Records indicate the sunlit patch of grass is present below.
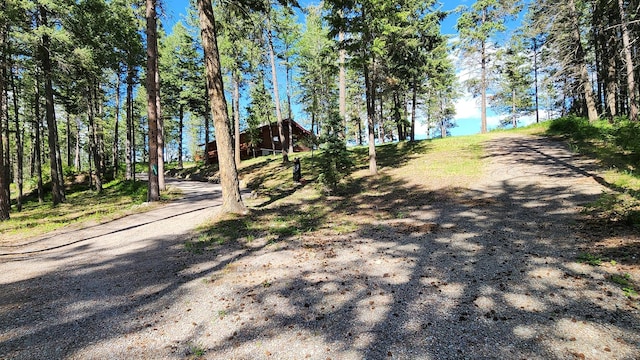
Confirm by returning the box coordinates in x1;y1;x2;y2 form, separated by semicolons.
608;273;638;297
577;252;604;266
383;135;487;189
1;179;166;242
190;126;554;248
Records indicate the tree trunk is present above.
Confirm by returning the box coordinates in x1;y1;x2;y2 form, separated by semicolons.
113;73;121;179
197;0;246;214
605;46;618;118
87;82;102;192
39;6;65;204
481;38;488;133
0;27;8;220
233;74;241;167
411;79;417;141
285;62;294;155
393;90;404;141
339;30;347;138
155;56;165;190
66;111;72;168
74;117;80;170
146;0;160;201
178;103;184;169
11;63;23;212
533;37;540;123
1;56;10;215
34;70;44;203
379;90;386;143
204;82;211;164
512;88;517;128
569;0;598;122
266;16;288;163
618;0;638;121
363;49;377;174
126;66;134;180
94;85;106;178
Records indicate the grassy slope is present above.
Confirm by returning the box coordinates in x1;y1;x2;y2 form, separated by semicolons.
188;123;550;252
6;118;638;249
1;178;179;242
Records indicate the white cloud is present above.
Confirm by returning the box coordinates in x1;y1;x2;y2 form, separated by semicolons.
454;96;481;120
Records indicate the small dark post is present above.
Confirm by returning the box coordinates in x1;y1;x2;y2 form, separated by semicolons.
293;157;301;183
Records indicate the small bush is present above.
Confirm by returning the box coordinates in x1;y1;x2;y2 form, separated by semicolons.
316;111;353;191
577;252;603;266
614;120;640;155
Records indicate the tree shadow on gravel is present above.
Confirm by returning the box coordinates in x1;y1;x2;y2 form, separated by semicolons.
1;136;639;359
191;136;640;359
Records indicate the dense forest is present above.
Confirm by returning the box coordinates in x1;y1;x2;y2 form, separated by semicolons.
0;0;638;220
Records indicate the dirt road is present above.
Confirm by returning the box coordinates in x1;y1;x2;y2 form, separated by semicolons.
0;179;225;358
1;135;639;359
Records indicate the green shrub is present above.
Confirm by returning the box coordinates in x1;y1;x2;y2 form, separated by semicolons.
316;111;353;191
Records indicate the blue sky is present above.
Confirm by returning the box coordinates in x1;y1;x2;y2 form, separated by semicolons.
161;0;530;138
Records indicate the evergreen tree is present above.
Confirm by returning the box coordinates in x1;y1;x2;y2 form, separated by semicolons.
456;0;522;133
317;110;352;191
492;34;533;128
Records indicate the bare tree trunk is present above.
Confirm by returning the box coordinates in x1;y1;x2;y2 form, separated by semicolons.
481;38;488;133
0;26;8;220
146;0;160;201
197;0;246;214
512;88;517;128
233;75;241;167
379;90;385;143
618;0;638;121
266;16;288;163
533;37;540;123
569;0;598;122
39;6;65;204
204;82;211;164
411;79;417;141
66;111;72;168
363;50;377;174
178;103;184;169
87;82;102;192
113;73;121;179
285;63;294;155
74;117;80;170
2;66;9;208
11;63;23;212
155;57;165;190
125;66;134;180
34;70;44;203
339;29;347;137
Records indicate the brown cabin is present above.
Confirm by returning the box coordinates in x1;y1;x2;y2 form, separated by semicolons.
205;119;313;163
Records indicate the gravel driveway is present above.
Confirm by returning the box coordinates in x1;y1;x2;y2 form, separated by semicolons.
1;135;639;359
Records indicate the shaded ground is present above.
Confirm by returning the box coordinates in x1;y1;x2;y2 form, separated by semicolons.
1;135;639;359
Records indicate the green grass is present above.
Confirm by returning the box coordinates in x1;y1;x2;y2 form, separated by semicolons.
190;129;507;250
608;273;638;297
577;252;604;266
548;116;640;226
1;176;177;241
